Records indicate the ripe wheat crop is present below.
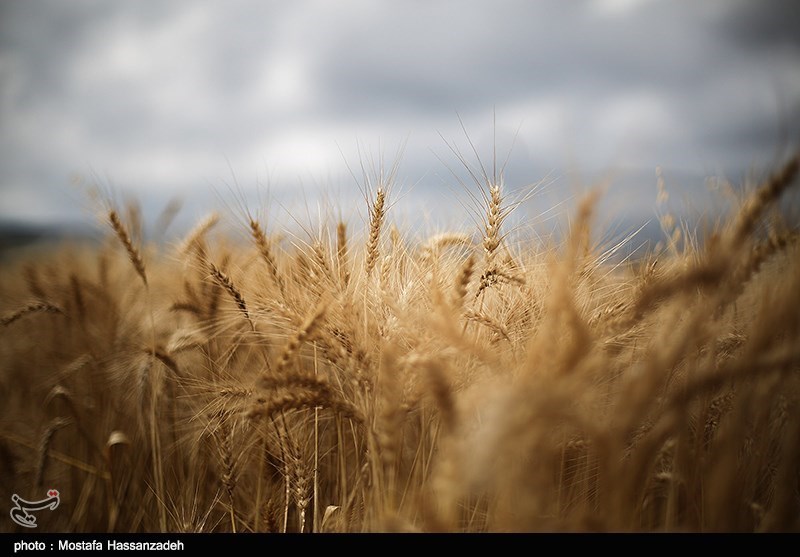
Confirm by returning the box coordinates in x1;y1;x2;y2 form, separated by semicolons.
1;152;799;533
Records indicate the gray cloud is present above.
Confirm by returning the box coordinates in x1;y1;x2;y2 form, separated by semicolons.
0;0;798;233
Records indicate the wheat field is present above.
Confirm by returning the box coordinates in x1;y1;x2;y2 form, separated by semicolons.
1;153;799;533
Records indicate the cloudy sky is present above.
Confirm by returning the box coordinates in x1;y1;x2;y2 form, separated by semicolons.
1;0;798;237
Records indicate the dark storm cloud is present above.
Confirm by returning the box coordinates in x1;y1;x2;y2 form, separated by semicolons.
714;0;800;51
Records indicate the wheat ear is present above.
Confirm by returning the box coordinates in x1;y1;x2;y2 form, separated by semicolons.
179;212;219;258
207;261;253;329
729;152;799;247
109;210;147;286
483;183;503;261
273;297;329;374
249;218;285;297
365;188;386;276
337;221;350;286
452;254;475;307
2;301;64;326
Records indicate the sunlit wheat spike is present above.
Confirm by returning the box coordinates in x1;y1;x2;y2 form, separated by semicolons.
463;309;511;342
249;217;285;297
365;188;386;277
483;182;503;260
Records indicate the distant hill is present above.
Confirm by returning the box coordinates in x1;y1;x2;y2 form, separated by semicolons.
0;220;98;261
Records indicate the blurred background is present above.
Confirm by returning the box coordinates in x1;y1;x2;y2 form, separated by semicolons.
1;0;798;251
